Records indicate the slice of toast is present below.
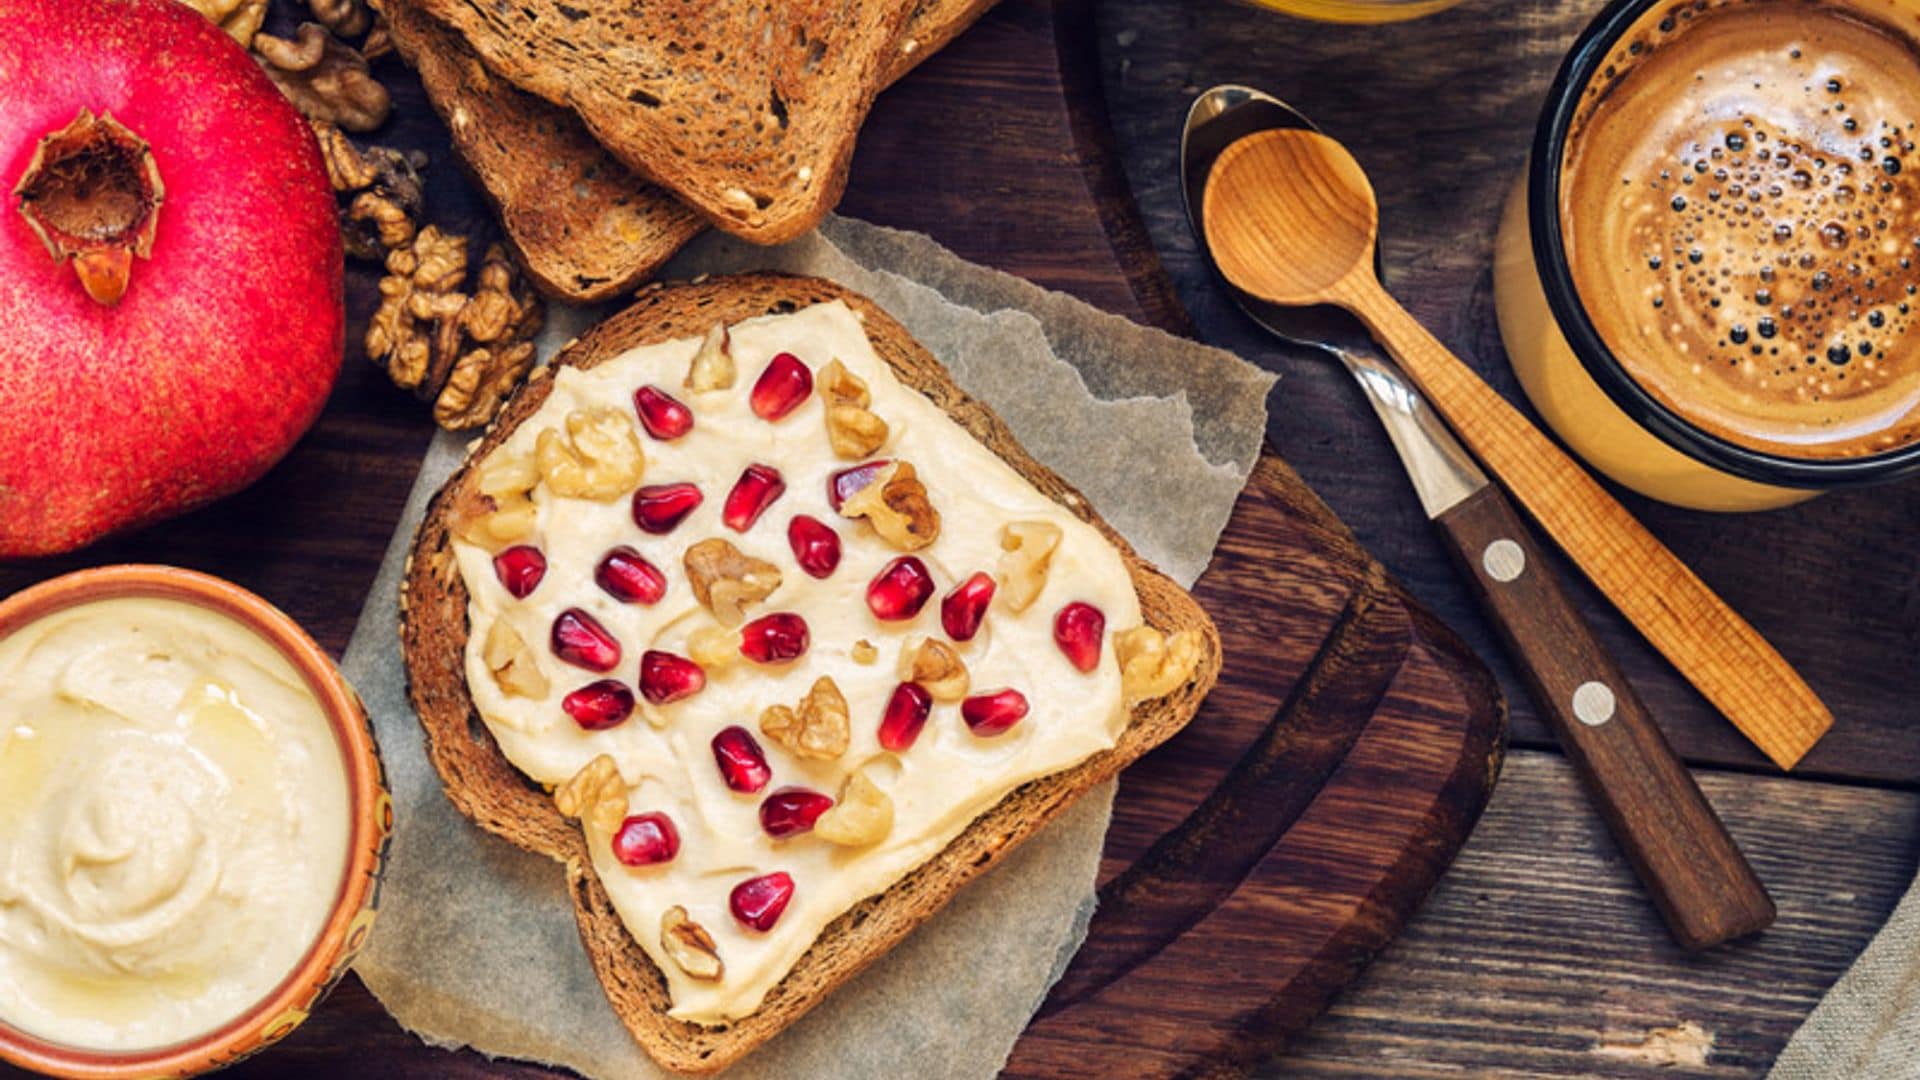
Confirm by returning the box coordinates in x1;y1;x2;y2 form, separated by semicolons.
400;274;1221;1073
384;0;997;301
409;0;915;244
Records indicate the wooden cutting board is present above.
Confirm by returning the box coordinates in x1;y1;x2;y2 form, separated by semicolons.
0;1;1503;1076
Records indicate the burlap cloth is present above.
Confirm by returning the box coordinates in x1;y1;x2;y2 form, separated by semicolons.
1770;877;1920;1078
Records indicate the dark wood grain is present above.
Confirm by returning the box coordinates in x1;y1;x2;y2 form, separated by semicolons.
1095;0;1920;787
1435;485;1774;951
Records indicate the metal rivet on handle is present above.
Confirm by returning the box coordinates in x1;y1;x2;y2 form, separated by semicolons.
1482;538;1526;583
1573;682;1617;727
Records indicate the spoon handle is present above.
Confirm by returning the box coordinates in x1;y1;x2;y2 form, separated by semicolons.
1336;277;1832;770
1433;484;1775;948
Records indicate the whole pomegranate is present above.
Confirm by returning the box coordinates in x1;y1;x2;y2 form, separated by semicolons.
0;0;344;556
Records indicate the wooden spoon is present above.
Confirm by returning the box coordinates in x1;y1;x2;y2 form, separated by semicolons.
1202;126;1832;772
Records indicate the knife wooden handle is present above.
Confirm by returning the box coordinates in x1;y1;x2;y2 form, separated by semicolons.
1434;484;1775;949
1340;280;1832;770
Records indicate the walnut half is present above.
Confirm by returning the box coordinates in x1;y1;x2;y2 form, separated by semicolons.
684;539;781;626
760;676;850;760
661;907;724;982
254;23;390;132
553;755;626;834
536;408;645;500
1114;626;1205;703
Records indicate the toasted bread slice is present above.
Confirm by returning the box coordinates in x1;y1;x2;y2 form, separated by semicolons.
400;274;1221;1073
410;0;915;244
384;0;997;301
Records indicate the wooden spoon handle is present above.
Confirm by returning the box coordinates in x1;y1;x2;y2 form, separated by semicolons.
1434;484;1775;947
1338;279;1832;770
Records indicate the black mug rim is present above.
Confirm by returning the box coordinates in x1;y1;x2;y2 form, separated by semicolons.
1527;0;1920;489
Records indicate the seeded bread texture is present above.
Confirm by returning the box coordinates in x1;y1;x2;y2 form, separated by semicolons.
383;0;997;301
409;0;918;244
399;274;1221;1074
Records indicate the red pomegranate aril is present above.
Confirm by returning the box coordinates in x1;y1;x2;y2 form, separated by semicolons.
942;572;996;641
1053;602;1107;673
632;482;703;534
730;871;795;932
963;688;1030;736
632;384;693;440
759;787;834;838
595;546;667;604
787;515;841;578
492;545;547;599
867;557;935;622
739;612;809;664
551;608;621;672
878;682;933;752
611;812;680;866
723;464;786;532
750;352;813;420
639;650;706;704
712;726;772;793
827;459;891;512
562;679;635;730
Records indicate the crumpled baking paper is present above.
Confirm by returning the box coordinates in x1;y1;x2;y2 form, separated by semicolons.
346;215;1274;1078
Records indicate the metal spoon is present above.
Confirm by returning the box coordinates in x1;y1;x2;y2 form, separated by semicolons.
1182;85;1773;950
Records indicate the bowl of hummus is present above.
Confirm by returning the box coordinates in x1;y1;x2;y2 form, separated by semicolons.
0;565;390;1078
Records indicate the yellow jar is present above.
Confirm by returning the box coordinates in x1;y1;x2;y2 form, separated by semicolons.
1492;0;1920;511
1234;0;1465;23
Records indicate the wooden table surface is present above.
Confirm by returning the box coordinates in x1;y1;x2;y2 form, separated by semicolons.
1;0;1914;1077
1091;0;1920;1075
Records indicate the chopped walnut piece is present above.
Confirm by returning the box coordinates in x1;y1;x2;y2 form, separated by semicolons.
819;360;889;458
310;120;426;260
661;907;724;981
482;619;548;699
898;639;969;703
305;0;371;38
815;771;893;847
1114;626;1204;703
434;246;544;430
536;408;645;499
452;453;538;550
553;755;627;834
840;461;939;551
683;539;781;626
997;520;1063;613
760;676;850;760
687;624;737;670
345;190;416;257
685;322;736;392
851;639;879;665
254;23;390;132
367;226;468;393
179;0;267;46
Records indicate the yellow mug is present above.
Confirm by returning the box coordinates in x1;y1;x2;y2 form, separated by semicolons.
1493;0;1920;511
1233;0;1466;24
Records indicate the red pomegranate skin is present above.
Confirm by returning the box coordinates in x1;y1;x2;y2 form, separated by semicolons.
0;0;344;556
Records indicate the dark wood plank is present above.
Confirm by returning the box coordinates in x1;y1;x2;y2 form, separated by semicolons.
1094;0;1920;787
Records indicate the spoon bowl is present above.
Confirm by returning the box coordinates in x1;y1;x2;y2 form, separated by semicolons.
1202;129;1381;307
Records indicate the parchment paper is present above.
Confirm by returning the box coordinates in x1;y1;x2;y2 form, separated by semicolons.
347;216;1275;1078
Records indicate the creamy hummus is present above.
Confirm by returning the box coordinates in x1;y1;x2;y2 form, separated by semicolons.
0;596;350;1051
454;301;1141;1022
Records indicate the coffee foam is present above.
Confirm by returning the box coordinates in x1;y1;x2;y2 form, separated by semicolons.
1561;0;1920;459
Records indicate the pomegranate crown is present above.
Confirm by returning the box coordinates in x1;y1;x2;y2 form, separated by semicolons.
13;109;165;306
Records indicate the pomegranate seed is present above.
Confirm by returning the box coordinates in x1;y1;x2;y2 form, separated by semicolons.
759;787;834;838
611;812;680;866
595;546;667;605
551;608;621;672
632;385;693;440
639;650;706;704
878;682;933;752
867;557;935;622
750;352;813;420
492;545;547;599
827;459;891;512
787;515;841;578
1053;602;1106;673
562;679;635;730
712;726;772;793
962;689;1030;736
730;871;795;931
723;464;786;532
632;482;703;534
739;612;809;664
942;572;996;641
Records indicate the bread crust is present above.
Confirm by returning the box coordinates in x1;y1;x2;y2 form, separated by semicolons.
400;273;1221;1073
